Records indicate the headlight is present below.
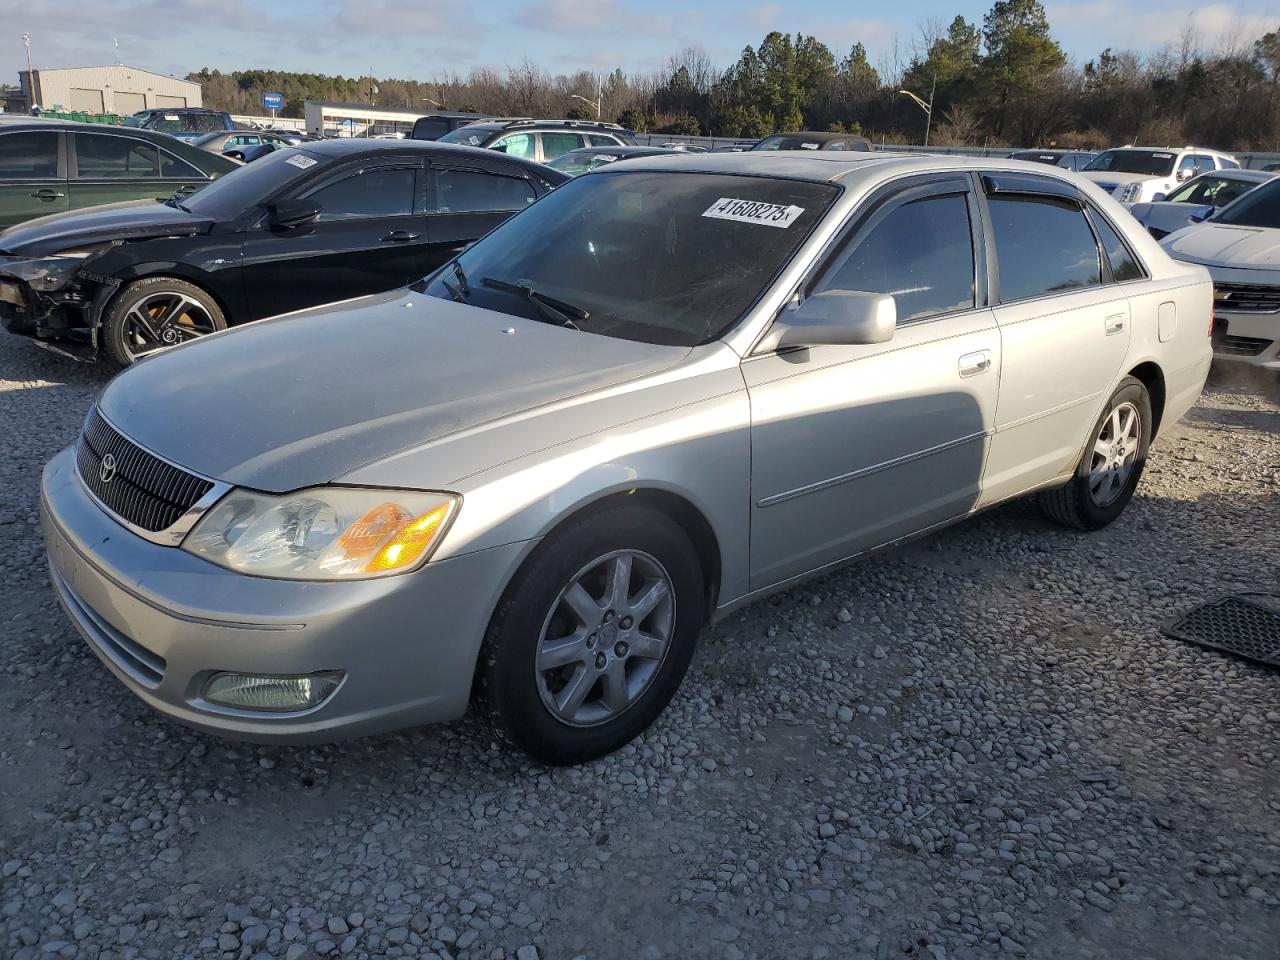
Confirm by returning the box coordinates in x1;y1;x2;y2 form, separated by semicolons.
182;487;459;580
1;243;113;290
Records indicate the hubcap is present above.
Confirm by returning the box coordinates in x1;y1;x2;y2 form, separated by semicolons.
122;291;217;360
534;549;676;727
1088;401;1141;507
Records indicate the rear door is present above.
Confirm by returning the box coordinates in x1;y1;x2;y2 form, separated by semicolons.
537;132;586;163
977;173;1133;504
422;162;540;272
238;158;428;319
0;128;68;228
67;130;209;210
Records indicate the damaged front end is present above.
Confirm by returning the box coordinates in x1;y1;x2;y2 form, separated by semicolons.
0;244;119;360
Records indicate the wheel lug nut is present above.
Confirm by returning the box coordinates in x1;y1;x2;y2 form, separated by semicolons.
620;616;633;629
603;610;614;622
586;633;597;648
595;653;607;670
614;642;628;657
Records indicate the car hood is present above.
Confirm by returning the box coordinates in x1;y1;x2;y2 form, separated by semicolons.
1161;223;1280;269
97;288;691;492
0;199;213;257
1079;172;1150;191
1129;201;1209;233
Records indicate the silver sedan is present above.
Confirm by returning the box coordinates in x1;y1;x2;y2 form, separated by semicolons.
41;152;1213;763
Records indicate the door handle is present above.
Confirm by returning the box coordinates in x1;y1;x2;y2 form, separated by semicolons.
958;350;992;377
30;189;66;201
1105;314;1126;335
381;230;420;243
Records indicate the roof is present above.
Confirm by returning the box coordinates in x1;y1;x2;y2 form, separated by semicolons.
308;100;430;117
417;111;490;121
598;150;1111;186
294;138;566;176
25;64;199;86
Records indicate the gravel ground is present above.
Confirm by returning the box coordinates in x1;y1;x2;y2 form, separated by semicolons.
1;335;1277;960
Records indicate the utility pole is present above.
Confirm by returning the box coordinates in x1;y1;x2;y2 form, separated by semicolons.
897;72;936;148
23;32;35;110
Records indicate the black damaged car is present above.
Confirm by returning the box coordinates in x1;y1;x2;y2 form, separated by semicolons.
0;139;567;365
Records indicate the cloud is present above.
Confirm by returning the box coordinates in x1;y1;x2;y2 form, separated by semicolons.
514;0;673;37
1046;2;1280;55
811;18;899;55
746;5;781;31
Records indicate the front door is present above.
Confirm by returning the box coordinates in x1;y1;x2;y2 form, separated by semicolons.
0;129;68;228
67;131;207;211
238;159;429;320
976;174;1133;505
745;177;1000;590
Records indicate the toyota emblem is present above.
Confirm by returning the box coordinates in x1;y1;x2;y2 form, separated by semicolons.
99;453;117;484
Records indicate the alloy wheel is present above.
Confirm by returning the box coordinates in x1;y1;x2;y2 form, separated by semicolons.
1088;401;1141;507
121;291;218;360
534;549;676;727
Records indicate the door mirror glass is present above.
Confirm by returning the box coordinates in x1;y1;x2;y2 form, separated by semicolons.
761;290;897;351
1151;192;1166;203
268;199;321;228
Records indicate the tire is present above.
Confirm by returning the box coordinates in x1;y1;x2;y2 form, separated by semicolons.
102;276;227;368
1039;376;1152;531
475;505;706;765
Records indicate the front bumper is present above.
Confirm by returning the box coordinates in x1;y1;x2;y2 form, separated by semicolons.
40;446;526;742
1213;309;1280;369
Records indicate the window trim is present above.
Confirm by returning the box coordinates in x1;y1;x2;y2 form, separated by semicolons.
0;128;66;182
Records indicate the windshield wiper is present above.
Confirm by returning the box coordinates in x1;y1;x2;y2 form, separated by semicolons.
480;276;588;330
162;197;192;213
451;260;471;297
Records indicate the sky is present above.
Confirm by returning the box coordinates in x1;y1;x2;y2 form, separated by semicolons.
3;0;1279;86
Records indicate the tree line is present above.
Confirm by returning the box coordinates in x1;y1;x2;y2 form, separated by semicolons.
191;0;1280;151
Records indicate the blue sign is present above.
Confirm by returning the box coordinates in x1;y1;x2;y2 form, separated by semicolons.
262;92;284;111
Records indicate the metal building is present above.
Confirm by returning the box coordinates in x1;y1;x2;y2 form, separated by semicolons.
303;100;426;138
18;65;202;115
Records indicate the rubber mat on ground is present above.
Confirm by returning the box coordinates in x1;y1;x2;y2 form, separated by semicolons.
1163;595;1280;667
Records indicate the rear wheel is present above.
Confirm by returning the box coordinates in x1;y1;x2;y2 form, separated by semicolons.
102;277;226;367
475;506;705;764
1039;376;1152;530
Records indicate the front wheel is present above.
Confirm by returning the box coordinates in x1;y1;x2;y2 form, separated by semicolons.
474;506;705;764
102;277;227;367
1039;376;1152;530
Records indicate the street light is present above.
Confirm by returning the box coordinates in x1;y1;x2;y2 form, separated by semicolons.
898;74;937;148
23;33;35;111
421;97;444;109
570;91;601;121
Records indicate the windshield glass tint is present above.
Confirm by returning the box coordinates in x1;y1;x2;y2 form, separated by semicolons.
182;148;331;217
1084;150;1176;176
422;171;838;346
1214;179;1280;228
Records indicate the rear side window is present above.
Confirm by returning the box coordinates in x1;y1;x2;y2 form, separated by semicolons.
413;118;450;140
306;166;417;220
492;133;534;159
0;132;59;178
434;168;535;213
588;134;620;147
816;193;975;322
540;133;583;160
75;134;160;178
1089;212;1144;283
988;195;1101;301
159;150;205;179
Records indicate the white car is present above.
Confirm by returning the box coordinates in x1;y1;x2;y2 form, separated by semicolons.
1161;175;1280;369
1080;146;1239;205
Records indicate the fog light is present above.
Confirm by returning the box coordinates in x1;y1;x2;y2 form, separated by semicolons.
203;672;343;711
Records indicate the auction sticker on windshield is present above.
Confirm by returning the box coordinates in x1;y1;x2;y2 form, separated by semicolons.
703;198;806;228
285;155;318;169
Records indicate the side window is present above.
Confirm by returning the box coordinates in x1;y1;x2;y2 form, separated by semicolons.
540;132;583;160
305;166;417;221
159;150;205;179
816;192;975;322
988;195;1101;301
75;135;160;179
1219;156;1239;170
492;134;534;159
588;134;619;147
1088;211;1145;283
0;132;59;178
194;115;226;134
434;168;535;213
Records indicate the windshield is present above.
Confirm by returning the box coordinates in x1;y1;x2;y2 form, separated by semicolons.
1167;175;1257;207
181;148;332;218
753;135;825;152
437;126;499;147
420;171;838;346
1213;178;1280;228
121;114;144;128
1084;149;1176;176
547;152;618;175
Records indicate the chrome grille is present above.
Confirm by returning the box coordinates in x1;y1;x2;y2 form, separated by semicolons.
76;407;214;533
1214;283;1280;314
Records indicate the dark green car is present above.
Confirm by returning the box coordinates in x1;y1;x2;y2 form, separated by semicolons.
0;116;239;229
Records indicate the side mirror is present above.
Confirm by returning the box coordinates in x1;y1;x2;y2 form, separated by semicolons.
1175;169;1191;182
1188;207;1211;224
1152;192;1166;203
268;199;321;229
759;290;897;352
